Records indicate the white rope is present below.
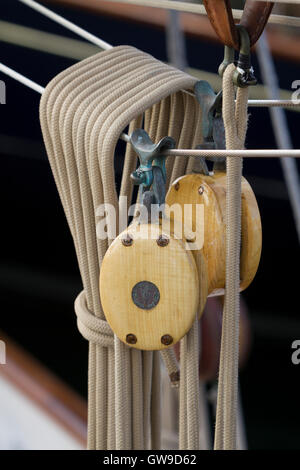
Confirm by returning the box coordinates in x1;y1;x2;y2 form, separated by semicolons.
165;149;300;158
0;62;129;142
18;0;112;50
214;63;248;450
249;100;300;108
0;62;44;94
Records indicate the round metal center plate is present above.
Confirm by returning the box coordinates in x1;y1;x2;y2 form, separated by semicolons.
131;281;160;310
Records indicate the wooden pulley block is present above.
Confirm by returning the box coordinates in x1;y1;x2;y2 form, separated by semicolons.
100;222;208;350
165;172;262;297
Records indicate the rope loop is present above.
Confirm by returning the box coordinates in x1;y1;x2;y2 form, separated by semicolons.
75;290;114;348
214;63;249;451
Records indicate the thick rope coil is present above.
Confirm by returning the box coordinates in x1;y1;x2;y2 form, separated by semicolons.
214;63;249;450
40;46;204;450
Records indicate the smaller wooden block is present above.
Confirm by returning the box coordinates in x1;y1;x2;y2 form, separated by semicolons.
166;172;262;296
100;223;201;350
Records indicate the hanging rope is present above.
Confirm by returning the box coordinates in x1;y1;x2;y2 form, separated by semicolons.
214;63;249;450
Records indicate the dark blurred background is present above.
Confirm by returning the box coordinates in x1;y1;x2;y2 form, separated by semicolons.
0;0;299;449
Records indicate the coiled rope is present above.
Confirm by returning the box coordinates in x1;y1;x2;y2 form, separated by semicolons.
39;45;205;450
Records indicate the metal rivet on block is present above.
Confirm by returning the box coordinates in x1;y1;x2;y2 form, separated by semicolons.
122;234;133;247
126;334;137;345
161;334;173;346
132;281;160;310
186;237;196;244
156;235;169;247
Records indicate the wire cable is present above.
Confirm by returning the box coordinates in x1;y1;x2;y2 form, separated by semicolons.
2;62;300;157
18;0;112;50
0;62;44;94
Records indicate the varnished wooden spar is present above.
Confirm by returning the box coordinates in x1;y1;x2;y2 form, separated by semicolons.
100;222;208;350
166;172;262;296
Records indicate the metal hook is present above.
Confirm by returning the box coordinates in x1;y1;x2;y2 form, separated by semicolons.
194;80;226;173
130;129;175;188
233;25;257;88
130;129;175;209
218;45;235;78
218;26;257;88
